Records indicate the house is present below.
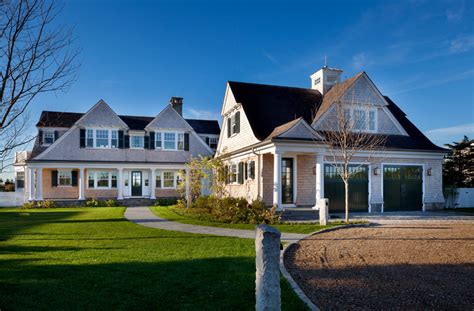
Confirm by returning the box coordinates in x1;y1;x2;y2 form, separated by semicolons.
216;67;447;212
14;97;220;203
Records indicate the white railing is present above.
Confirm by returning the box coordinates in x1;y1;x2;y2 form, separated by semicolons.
0;190;26;207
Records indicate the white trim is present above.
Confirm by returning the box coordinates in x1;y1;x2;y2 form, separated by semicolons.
86;169;118;190
277;118;323;140
380;163;425;212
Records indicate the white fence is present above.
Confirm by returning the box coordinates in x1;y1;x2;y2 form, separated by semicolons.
0;190;26;207
445;188;474;208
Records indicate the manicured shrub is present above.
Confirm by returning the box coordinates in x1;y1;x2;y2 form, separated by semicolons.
41;200;56;208
104;199;118;207
154;197;178;206
21;201;37;209
85;198;102;207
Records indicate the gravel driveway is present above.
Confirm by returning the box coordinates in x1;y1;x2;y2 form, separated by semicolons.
284;222;474;310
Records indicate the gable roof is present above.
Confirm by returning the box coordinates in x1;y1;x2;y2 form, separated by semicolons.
35;111;220;135
228;81;323;140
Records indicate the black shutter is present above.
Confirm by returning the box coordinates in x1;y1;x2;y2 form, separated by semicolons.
244;162;248;180
51;170;58;187
205;137;210;145
71;171;78;186
184;133;190;151
250;161;255;179
227;118;231;137
149;132;155;149
144;135;150;149
118;130;124;149
39;130;44;145
238;162;244;184
124;135;130;148
54;131;59;141
79;129;86;148
235;111;240;134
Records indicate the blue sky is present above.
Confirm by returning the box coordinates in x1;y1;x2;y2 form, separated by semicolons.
25;0;474;149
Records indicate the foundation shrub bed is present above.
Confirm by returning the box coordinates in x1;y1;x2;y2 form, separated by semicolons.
154;197;178;206
21;200;56;209
85;198;118;207
175;196;280;225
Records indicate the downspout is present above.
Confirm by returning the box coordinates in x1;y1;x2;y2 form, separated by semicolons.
252;147;261;201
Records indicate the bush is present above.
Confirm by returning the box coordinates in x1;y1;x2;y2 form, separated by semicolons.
85;198;103;207
21;200;56;209
104;199;118;207
154;197;178;206
41;200;56;208
174;196;280;225
21;201;37;209
3;183;15;192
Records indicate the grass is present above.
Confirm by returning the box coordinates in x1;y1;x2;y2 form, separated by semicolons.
151;206;347;234
0;207;308;310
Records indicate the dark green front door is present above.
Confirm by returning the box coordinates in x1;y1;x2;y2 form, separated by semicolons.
383;165;422;211
324;164;369;213
281;158;294;204
131;171;142;197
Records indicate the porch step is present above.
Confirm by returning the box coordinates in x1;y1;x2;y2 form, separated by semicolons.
119;198;154;207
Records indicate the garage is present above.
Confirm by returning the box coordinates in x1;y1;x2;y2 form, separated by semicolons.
324;164;369;213
383;165;423;211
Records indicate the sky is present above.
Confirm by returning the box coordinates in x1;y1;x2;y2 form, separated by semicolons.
2;0;473;178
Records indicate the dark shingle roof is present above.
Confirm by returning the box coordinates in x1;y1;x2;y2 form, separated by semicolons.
35;111;220;134
228;81;323;140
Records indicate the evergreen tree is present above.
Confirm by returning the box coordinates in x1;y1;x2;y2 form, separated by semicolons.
443;136;474;187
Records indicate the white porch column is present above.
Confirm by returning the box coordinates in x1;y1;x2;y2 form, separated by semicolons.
272;151;282;210
117;168;123;200
185;168;191;208
36;168;43;200
78;168;85;200
313;154;324;209
28;168;35;201
150;169;156;200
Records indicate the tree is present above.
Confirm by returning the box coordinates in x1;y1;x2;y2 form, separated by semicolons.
443;136;473;188
317;93;387;223
0;0;79;171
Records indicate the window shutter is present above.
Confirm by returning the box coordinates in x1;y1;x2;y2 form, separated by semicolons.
238;162;244;184
184;133;190;151
144;135;150;149
54;131;59;141
227;118;231;137
51;170;58;187
250;161;255;179
71;171;78;186
156;175;161;188
235;111;240;133
79;129;86;148
149;132;155;150
38;130;44;145
124;135;130;148
205;137;210;145
224;165;229;184
118;130;124;148
244;162;248;180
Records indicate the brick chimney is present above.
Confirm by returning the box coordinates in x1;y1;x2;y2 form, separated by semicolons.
170;97;183;116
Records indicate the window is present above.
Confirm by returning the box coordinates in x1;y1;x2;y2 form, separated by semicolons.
163;172;175;188
16;171;25;188
97;171;109;188
247;161;255;180
58;170;72;186
354;110;366;130
86;129;94;147
87;171;117;189
209;137;218;149
88;173;94;188
130;135;144;148
231;115;238;135
164;132;176;150
111;172;117;188
44;131;54;144
177;133;184;150
156;174;161;188
155;132;162;149
314;77;321;85
344;108;377;132
227;112;240;137
95;130;109;148
111;130;118;148
229;164;237;183
369;111;375;131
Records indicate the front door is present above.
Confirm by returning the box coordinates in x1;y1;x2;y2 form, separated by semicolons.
281;158;294;204
131;171;142;197
383;165;423;211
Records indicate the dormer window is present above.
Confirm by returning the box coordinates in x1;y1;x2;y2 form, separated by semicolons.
96;130;109;148
130;135;144;149
227;111;240;137
345;108;377;132
164;132;176;149
44;131;55;145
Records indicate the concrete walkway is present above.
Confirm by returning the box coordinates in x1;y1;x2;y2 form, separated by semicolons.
124;206;306;242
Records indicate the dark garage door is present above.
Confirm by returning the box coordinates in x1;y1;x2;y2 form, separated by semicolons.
383;165;423;211
324;164;369;213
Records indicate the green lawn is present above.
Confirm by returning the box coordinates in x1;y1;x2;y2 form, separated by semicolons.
151;206;344;234
0;207;307;310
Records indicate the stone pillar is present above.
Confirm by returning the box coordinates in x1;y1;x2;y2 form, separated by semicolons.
313;154;324;209
28;167;35;201
318;198;329;226
255;225;281;311
150;168;156;200
272;151;282;210
117;168;123;200
185;168;191;208
36;168;43;200
78;168;85;200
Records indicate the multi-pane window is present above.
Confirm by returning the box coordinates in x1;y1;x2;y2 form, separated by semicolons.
163;172;175;188
58;170;72;186
229;164;237;183
111;130;118;148
88;171;117;189
354;110;366;130
44;131;54;144
88;173;94;188
164;133;176;150
344;108;377;132
369;111;375;131
209;137;218;149
16;171;25;188
155;132;162;149
247;161;255;180
130;135;144;148
156;174;161;188
231;114;238;135
111;172;117;188
86;129;94;147
95;130;109;148
97;171;109;187
177;133;184;150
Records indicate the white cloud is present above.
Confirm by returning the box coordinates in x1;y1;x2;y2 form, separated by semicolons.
186;107;221;123
450;35;474;53
352;52;369;70
425;123;474;146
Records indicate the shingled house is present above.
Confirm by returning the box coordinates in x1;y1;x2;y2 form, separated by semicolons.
216;67;447;212
14;97;219;204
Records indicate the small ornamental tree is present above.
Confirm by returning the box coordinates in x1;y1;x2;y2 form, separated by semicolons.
443;136;474;188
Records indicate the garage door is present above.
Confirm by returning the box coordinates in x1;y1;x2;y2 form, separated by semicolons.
324;164;369;213
383;165;423;211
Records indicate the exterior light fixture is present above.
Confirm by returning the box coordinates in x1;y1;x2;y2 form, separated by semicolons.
374;167;380;175
312;166;316;175
427;168;432;176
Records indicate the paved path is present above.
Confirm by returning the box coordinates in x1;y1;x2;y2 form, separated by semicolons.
124;206;306;242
